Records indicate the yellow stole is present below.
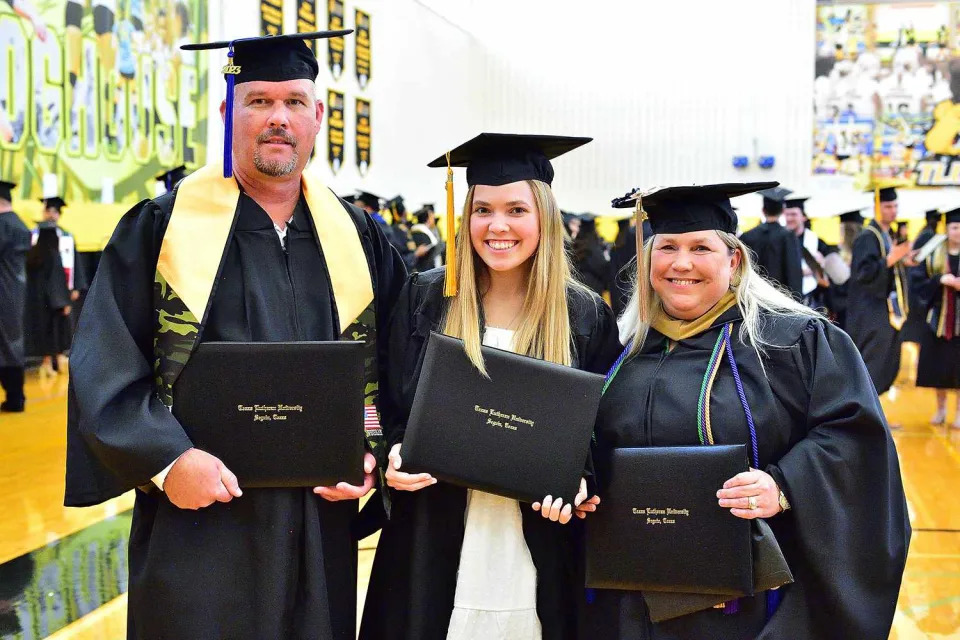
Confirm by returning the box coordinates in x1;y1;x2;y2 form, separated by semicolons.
651;291;738;342
157;163;373;332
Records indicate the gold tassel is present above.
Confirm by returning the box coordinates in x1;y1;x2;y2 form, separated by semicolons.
874;187;880;221
444;151;457;297
634;195;649;323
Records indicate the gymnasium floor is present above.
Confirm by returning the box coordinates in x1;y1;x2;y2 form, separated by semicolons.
0;346;957;639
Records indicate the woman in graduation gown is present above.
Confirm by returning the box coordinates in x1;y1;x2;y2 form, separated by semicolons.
360;134;622;640
584;183;910;639
24;222;72;373
910;209;960;428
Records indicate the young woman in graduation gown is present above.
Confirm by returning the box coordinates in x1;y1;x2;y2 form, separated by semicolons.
584;183;910;639
360;134;622;640
910;209;960;428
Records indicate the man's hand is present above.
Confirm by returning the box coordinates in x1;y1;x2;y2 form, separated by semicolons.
414;245;430;258
886;242;914;267
164;448;242;510
62;305;72;316
70;290;80;302
314;452;377;501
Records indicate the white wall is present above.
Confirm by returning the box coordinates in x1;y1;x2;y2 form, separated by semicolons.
202;0;822;215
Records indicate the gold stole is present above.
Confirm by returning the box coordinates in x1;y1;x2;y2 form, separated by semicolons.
865;225;909;331
651;291;738;342
157;163;373;332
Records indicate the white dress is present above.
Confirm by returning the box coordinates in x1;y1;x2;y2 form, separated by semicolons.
446;327;542;640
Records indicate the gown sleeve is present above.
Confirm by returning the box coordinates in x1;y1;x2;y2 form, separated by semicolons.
851;231;889;299
909;253;944;312
65;199;194;506
379;273;426;448
761;321;909;640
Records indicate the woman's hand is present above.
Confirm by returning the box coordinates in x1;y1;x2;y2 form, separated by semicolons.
385;443;436;491
717;468;781;519
532;478;598;524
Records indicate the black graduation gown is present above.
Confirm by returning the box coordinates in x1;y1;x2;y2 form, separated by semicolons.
586;307;909;640
573;237;610;298
359;268;623;640
911;252;960;389
902;225;939;343
64;189;406;640
739;223;803;299
847;221;902;394
24;232;72;356
0;211;30;368
609;224;637;317
410;227;442;273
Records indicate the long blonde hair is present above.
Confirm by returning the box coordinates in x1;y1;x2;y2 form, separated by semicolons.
619;230;820;358
442;180;587;375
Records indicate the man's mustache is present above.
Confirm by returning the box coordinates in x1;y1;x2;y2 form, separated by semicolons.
257;129;297;146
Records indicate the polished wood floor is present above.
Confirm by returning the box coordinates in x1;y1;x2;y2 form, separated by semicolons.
1;348;958;639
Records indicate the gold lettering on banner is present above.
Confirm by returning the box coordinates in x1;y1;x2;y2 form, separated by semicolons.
355;97;371;176
327;0;346;79
355;9;371;88
297;0;318;51
260;0;284;36
474;405;535;432
328;89;345;174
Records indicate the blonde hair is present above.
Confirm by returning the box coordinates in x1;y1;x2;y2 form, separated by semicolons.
619;230;820;359
441;180;587;375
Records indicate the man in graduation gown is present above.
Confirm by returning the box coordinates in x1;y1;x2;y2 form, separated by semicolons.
64;30;406;640
783;197;847;314
409;204;443;273
848;187;916;396
0;180;30;412
739;187;803;299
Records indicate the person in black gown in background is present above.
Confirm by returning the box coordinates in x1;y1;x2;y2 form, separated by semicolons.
585;182;909;639
910;209;960;428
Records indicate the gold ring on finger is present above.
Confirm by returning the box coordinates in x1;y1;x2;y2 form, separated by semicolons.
747;496;758;510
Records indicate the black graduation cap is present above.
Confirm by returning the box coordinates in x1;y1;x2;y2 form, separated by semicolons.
41;196;66;211
155;165;187;193
925;208;943;223
181;30;352;178
387;195;406;217
946;207;960;224
421;203;435;213
758;187;793;215
875;187;897;202
0;180;15;202
838;209;865;224
784;196;809;212
354;191;382;211
612;182;778;236
426;133;591;187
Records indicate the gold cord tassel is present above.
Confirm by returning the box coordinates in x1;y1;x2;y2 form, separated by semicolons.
444;151;457;297
635;195;650;323
874;187;880;220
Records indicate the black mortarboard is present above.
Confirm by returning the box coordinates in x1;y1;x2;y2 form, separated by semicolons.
155;165;187;193
387;195;406;216
838;209;865;224
925;208;943;223
181;30;352;178
946;208;960;224
426;133;591;187
0;180;15;202
876;187;897;202
41;196;66;211
758;187;793;215
354;191;381;211
421;203;435;213
612;182;778;236
784;196;809;212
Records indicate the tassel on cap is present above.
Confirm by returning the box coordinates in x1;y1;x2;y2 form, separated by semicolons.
634;195;650;323
223;44;237;178
874;186;880;220
444;151;457;297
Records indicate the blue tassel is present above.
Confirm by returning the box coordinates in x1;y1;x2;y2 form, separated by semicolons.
766;588;783;620
223;44;235;178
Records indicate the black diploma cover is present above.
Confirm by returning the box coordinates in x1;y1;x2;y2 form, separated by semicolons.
401;332;604;504
586;445;753;596
172;341;365;488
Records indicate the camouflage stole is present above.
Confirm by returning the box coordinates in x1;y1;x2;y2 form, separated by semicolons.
865;224;910;330
151;164;388;500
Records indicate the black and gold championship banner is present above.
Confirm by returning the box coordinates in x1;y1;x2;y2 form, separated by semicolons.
356;10;371;88
356;98;371;176
297;0;318;51
260;0;284;36
328;0;346;79
328;90;346;174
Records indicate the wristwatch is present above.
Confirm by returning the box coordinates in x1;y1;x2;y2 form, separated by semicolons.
778;490;791;513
